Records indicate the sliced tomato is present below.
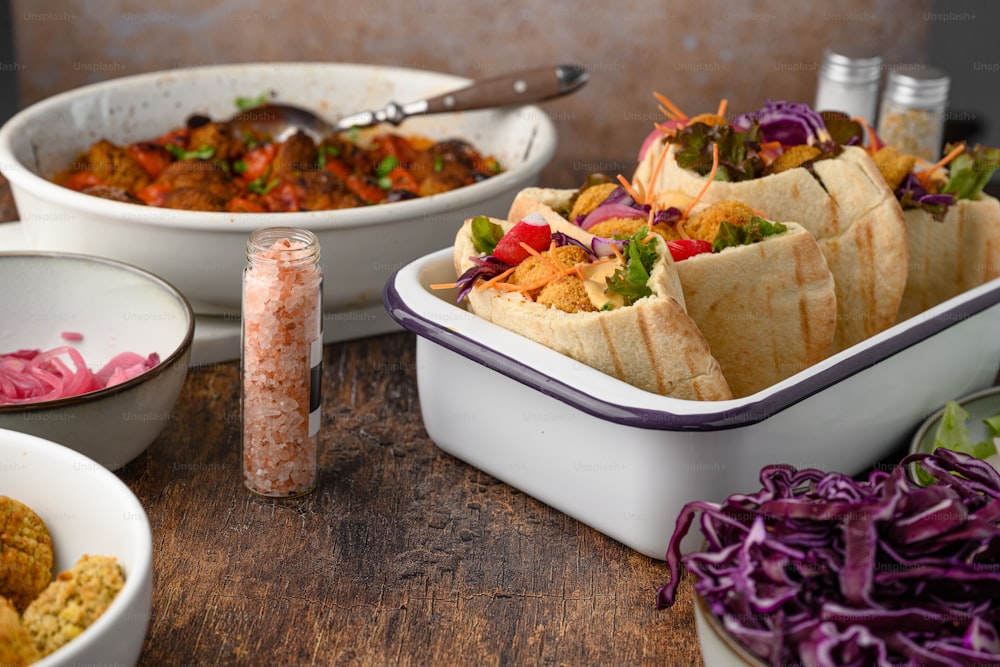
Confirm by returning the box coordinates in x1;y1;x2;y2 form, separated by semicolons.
262;182;300;212
376;133;418;166
667;238;713;262
345;175;386;204
136;183;171;206
385;166;419;194
62;170;102;191
127;144;172;180
227;196;266;213
323;156;351;180
240;143;277;183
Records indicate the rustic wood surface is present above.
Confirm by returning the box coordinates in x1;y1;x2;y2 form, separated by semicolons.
114;332;702;666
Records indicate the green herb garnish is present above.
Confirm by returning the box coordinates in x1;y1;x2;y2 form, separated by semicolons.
376;155;398;177
671;120;766;183
235;92;270;110
317;145;340;169
943;144;1000;201
605;226;658;306
247;166;279;195
471;215;504;254
711;216;788;252
166;143;215;161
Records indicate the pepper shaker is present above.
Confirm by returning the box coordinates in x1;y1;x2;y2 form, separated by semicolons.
814;48;882;125
877;66;950;161
241;226;323;498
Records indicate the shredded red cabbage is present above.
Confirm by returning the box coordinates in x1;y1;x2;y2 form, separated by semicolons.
896;172;956;221
657;449;1000;666
733;99;829;147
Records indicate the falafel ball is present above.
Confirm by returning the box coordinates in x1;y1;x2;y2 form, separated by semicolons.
684;200;757;243
22;554;125;657
872;145;918;191
568;182;620;222
0;496;54;612
0;595;40;666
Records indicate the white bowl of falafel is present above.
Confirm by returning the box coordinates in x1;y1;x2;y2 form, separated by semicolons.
0;428;152;667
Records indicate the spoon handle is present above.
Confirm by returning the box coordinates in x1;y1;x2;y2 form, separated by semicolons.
420;64;589;116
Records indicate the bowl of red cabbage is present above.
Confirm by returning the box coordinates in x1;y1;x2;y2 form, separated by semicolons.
0;251;193;468
657;450;1000;667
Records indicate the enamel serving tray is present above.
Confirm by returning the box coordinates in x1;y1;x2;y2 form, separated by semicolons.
385;247;1000;558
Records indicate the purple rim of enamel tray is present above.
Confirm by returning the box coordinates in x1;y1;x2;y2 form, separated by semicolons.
383;265;1000;432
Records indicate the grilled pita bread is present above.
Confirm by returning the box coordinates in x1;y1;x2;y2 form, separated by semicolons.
453;216;732;401
635;142;908;352
508;188;837;397
897;195;1000;322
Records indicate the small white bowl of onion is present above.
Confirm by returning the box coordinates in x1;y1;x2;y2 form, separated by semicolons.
0;251;193;468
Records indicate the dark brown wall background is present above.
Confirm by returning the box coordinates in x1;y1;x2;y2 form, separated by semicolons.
5;0;996;190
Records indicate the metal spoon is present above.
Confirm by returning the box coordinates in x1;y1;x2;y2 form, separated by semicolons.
226;64;588;141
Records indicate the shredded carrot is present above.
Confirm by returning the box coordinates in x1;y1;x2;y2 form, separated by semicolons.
716;99;728;120
474;266;518;291
617;173;645;205
683;143;719;221
522;240;566;275
759;141;782;152
916;142;966;188
610;242;624;263
429;281;458;290
854;116;881;156
502;258;615;297
653;92;687;122
654;121;678;136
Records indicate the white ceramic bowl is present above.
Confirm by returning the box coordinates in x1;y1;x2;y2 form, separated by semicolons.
0;62;557;317
385;247;1000;559
0;252;193;468
0;427;152;667
908;385;1000;483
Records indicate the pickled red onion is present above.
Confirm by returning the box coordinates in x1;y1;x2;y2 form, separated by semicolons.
0;346;159;405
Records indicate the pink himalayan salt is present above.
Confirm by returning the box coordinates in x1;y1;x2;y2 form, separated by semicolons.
242;233;322;497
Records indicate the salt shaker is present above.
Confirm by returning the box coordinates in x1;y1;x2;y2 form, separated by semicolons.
877;66;950;162
241;227;323;498
814;48;882;125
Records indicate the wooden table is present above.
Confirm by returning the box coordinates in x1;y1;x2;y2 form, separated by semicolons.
0;173;700;665
117;332;703;666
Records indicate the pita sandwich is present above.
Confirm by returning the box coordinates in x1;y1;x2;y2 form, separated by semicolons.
869;142;1000;322
509;186;837;398
632;99;907;352
449;213;732;401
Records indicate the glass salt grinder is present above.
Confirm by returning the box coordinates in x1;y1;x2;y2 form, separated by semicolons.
814;48;883;126
241;227;323;498
877;66;950;162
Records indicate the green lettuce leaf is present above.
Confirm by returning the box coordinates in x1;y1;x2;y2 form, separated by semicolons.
471;215;504;255
933;400;998;459
711;216;788;253
943;144;1000;201
670;121;766;183
605;226;657;306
